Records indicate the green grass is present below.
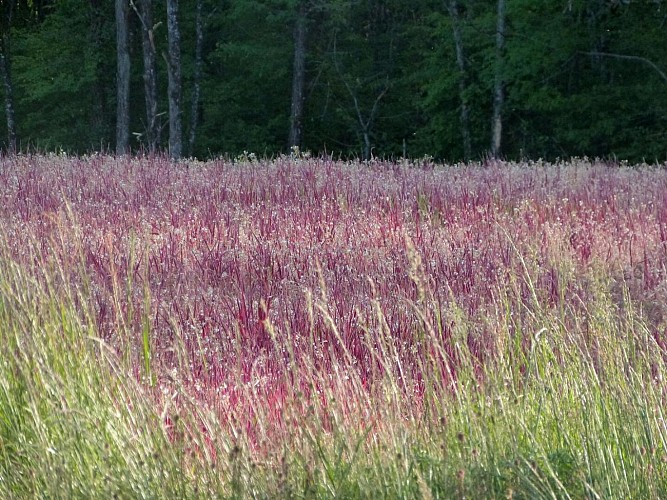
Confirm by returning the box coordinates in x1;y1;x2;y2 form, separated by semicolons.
0;233;666;499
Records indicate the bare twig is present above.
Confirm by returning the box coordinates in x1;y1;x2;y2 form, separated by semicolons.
580;51;667;84
332;34;389;134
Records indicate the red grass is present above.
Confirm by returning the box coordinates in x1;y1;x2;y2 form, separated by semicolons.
1;153;667;442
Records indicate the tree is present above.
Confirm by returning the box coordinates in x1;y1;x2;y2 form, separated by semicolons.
1;0;665;161
10;0;115;151
89;0;112;146
333;44;388;160
187;0;204;156
500;0;667;160
490;0;505;158
324;0;407;159
166;0;182;160
115;0;131;155
0;0;18;152
136;0;160;154
446;0;471;161
288;0;307;150
0;37;18;154
197;0;292;156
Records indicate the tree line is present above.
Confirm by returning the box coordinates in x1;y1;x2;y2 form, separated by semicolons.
1;0;666;162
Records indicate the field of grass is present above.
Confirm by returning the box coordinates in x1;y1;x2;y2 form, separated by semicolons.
1;153;667;498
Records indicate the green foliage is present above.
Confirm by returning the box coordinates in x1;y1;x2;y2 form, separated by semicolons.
196;0;292;157
11;0;116;151
1;0;666;159
497;0;667;161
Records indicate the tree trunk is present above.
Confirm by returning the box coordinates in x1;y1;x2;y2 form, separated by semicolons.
139;0;159;154
447;0;471;161
490;0;506;158
0;35;17;153
166;0;182;160
0;0;17;154
89;0;108;147
115;0;131;155
288;1;307;150
188;0;203;157
362;130;371;161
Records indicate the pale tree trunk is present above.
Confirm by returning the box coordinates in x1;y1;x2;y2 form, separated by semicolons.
188;0;204;156
0;38;17;153
447;0;471;161
115;0;131;155
490;0;506;158
166;0;182;160
288;1;307;150
139;0;159;154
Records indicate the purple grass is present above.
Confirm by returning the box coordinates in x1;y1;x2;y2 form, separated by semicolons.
1;153;666;447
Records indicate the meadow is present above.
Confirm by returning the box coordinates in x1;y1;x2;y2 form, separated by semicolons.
0;153;666;498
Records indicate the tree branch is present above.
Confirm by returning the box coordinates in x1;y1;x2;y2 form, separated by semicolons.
580;51;667;84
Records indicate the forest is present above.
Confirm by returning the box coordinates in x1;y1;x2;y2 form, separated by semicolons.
1;0;666;162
